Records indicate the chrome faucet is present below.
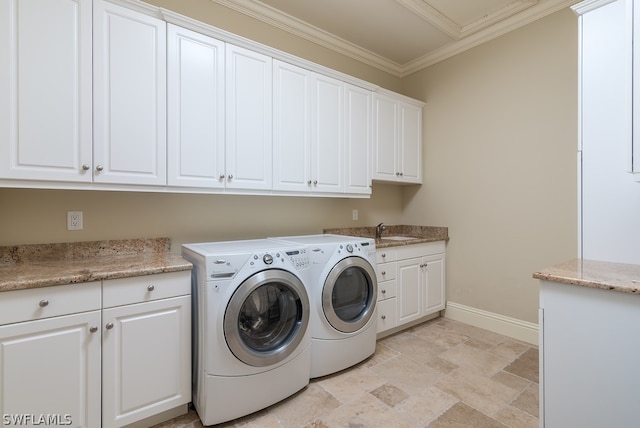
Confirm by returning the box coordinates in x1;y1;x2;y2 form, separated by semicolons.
375;223;386;240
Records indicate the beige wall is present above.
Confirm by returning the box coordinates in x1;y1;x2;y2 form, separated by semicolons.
0;185;403;248
401;9;579;323
0;3;579;326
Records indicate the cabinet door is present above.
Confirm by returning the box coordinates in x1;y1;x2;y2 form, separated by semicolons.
93;0;167;185
344;84;372;195
0;311;101;427
0;0;92;181
422;254;445;314
372;94;398;181
273;60;311;192
396;257;423;325
102;296;190;428
225;44;272;190
310;74;343;193
398;102;422;183
167;25;225;188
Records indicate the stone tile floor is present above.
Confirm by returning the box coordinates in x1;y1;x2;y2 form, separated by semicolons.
152;317;539;427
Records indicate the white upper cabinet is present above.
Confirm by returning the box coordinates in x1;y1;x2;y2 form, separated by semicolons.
167;25;225;189
0;0;419;196
225;44;273;191
344;84;372;195
372;90;423;184
0;0;92;181
311;74;344;193
93;0;167;185
273;60;312;192
273;60;346;194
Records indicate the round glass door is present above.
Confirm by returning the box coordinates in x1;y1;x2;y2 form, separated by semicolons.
224;269;309;367
322;257;377;333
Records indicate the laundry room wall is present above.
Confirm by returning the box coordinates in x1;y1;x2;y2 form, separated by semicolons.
399;9;579;325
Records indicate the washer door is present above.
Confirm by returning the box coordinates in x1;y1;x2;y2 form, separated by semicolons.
322;257;377;333
224;269;310;367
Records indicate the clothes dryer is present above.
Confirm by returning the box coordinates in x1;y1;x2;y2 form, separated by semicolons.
182;239;311;425
270;234;377;378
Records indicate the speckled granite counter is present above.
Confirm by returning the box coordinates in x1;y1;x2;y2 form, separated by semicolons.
533;258;640;294
324;225;448;248
0;238;192;292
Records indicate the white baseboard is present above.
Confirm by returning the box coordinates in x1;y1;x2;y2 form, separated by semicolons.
443;301;539;346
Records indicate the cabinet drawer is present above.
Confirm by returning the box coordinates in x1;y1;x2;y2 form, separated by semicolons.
0;282;101;326
376;249;397;264
376;297;397;333
103;271;191;308
377;280;397;300
395;241;445;259
377;262;396;282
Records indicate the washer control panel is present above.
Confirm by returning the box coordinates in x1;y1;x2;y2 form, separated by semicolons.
247;248;310;270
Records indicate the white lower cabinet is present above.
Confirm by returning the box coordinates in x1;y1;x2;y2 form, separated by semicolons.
0;282;102;428
0;271;191;428
102;272;191;428
376;241;446;335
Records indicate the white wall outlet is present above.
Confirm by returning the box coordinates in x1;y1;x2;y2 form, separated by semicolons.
67;211;83;230
352;209;358;221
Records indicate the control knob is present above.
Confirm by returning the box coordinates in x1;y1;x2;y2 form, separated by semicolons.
263;254;273;265
346;244;354;253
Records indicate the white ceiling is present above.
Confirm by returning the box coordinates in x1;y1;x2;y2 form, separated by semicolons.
212;0;580;77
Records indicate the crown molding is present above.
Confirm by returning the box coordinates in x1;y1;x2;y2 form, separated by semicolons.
401;0;580;76
211;0;580;78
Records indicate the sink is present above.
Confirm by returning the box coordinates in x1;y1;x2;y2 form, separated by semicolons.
381;236;419;241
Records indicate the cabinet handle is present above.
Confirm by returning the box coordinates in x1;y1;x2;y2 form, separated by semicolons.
81;164;90;171
38;299;49;308
105;322;114;330
90;326;98;333
381;315;386;320
96;165;104;172
147;284;155;292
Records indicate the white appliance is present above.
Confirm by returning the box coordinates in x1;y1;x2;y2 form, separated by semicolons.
270;234;378;378
181;239;311;425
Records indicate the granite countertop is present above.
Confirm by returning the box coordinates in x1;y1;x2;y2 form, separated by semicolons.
0;238;192;293
533;258;640;295
324;225;448;248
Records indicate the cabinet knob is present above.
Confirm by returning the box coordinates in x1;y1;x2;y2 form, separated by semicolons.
381;253;386;258
381;289;386;294
219;174;225;179
38;299;49;308
313;180;318;185
228;174;233;179
147;284;155;292
399;172;404;176
381;271;386;275
396;172;400;176
96;165;104;172
82;164;90;171
381;315;386;320
105;322;114;330
307;180;312;185
90;326;98;333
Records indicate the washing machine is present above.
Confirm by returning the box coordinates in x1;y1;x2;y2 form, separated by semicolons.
269;234;378;378
182;239;311;426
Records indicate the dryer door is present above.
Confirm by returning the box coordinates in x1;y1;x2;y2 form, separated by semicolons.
224;269;310;367
322;256;377;333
